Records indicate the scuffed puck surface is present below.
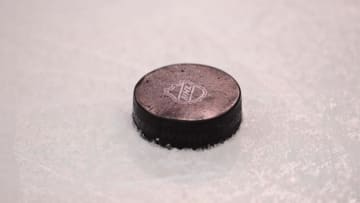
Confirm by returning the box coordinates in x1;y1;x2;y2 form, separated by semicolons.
133;64;242;149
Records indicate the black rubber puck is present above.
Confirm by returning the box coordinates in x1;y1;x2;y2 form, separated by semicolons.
132;63;242;149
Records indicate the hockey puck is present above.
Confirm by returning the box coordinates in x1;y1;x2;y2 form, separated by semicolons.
132;63;242;149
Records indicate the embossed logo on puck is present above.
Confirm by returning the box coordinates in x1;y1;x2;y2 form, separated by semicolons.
163;80;207;104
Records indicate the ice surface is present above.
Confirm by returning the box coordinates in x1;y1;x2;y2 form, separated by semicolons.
1;0;360;202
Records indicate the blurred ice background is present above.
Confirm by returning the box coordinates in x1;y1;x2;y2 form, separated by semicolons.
1;0;360;202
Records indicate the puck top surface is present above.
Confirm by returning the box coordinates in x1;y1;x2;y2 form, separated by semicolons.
134;64;240;121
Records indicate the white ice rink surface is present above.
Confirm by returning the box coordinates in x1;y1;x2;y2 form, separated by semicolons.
1;0;360;202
